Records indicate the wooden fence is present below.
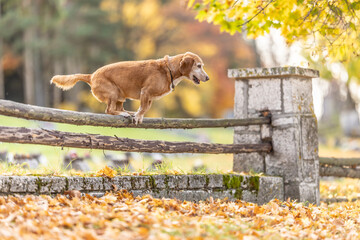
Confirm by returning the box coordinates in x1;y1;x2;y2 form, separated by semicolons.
3;97;360;204
0;99;272;154
320;157;360;203
320;157;360;179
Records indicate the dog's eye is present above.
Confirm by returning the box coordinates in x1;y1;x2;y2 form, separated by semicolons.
197;65;201;68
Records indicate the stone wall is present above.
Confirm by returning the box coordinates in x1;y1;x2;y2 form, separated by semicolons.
229;67;320;204
0;174;283;205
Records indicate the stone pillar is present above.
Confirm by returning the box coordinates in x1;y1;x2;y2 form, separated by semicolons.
228;67;320;204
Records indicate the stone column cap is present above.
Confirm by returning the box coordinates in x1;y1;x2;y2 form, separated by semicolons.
228;67;319;79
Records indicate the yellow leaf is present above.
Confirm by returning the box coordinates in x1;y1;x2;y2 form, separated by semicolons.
96;166;117;178
187;0;195;9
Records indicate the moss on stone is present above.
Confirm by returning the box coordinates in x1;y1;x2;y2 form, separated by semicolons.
205;175;209;187
164;175;169;189
130;176;135;189
222;174;245;200
223;175;244;189
247;176;260;193
229;175;243;189
234;189;243;199
36;177;42;193
223;175;231;189
65;177;69;192
149;176;156;189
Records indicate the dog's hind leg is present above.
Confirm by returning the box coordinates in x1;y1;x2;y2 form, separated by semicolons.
116;101;132;117
117;102;136;116
134;91;153;124
105;98;122;115
91;78;129;117
116;101;124;111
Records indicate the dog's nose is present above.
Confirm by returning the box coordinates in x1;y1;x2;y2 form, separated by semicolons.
205;76;209;81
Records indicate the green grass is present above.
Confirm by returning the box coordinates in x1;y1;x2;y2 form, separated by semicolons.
0;115;234;173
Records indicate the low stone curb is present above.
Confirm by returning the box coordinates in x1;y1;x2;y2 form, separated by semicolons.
0;174;284;204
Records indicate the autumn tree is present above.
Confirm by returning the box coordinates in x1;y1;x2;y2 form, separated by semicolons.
153;1;259;118
188;0;360;62
309;53;360;137
0;0;119;106
1;0;258;117
83;0;258;118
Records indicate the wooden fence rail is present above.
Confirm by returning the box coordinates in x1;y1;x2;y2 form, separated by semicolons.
0;126;272;154
320;157;360;179
319;157;360;166
320;165;360;179
0;100;270;129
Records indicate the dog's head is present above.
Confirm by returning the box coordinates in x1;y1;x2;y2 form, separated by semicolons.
179;52;209;85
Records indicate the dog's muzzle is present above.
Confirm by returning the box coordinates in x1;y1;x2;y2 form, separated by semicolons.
193;75;200;84
193;74;209;84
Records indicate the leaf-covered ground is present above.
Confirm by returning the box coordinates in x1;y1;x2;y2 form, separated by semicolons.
0;190;359;240
321;178;360;200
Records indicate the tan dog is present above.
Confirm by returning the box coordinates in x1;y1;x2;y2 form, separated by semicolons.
51;52;209;124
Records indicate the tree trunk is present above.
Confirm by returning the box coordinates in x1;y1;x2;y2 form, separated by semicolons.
52;59;63;107
250;39;262;67
41;33;51;108
320;81;360;137
0;126;272;154
0;2;4;99
64;56;82;108
0;40;3;99
340;84;360;136
23;0;35;104
32;0;44;107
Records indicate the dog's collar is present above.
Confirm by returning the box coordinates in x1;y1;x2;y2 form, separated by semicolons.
164;55;175;91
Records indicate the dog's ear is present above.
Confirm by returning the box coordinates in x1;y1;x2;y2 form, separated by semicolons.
180;56;194;75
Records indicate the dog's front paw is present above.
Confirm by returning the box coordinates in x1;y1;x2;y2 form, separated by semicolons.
134;113;144;125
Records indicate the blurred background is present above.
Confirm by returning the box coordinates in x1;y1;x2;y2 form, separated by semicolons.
0;0;360;174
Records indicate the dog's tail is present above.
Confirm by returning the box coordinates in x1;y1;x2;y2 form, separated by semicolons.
50;74;91;90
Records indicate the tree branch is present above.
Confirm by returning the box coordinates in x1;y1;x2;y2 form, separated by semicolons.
237;0;274;27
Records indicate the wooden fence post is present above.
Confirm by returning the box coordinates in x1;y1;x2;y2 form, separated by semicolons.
229;67;320;204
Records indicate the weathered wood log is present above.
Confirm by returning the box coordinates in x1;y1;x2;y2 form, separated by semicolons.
0;126;272;154
320;197;360;203
320;165;360;178
320;157;360;166
0;99;270;129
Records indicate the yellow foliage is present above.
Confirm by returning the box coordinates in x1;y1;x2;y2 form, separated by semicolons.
191;0;360;61
195;42;218;57
57;102;77;111
98;0;237;118
321;178;360;200
122;2;138;26
180;87;203;117
136;36;156;59
101;0;165;61
79;91;105;113
2;190;360;238
161;94;177;111
139;0;160;21
96;166;117;178
100;0;121;23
